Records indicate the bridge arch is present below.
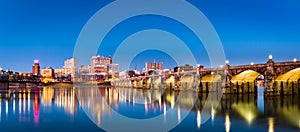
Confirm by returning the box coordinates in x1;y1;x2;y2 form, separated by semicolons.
180;74;195;89
199;74;222;93
231;70;262;93
274;68;300;95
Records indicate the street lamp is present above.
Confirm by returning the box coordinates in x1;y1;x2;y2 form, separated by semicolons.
269;55;273;60
225;60;229;64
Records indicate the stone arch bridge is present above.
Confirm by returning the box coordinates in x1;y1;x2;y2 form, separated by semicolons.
112;57;300;95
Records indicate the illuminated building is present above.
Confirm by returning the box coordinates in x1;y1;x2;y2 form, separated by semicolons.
54;68;71;82
107;64;119;79
32;60;40;76
79;65;91;81
63;58;78;81
174;64;194;72
41;67;54;83
145;60;163;71
91;55;112;73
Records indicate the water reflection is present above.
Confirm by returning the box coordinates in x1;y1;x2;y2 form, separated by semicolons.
0;87;78;124
225;113;230;132
76;86;300;131
0;86;299;131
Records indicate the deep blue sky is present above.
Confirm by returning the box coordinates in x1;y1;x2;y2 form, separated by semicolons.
0;0;300;72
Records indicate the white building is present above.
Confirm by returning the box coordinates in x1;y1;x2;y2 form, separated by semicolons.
63;58;78;81
90;55;112;73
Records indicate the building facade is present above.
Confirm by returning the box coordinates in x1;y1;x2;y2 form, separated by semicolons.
41;67;54;83
174;64;195;72
145;60;163;71
91;55;112;73
107;64;119;79
32;60;40;76
63;58;78;81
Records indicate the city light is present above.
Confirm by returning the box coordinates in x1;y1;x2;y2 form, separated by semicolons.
226;60;230;64
34;60;39;64
293;58;297;62
269;55;273;60
268;118;274;132
250;62;254;65
225;114;231;132
197;110;201;129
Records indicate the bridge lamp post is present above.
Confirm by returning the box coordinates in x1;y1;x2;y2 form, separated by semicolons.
269;55;273;60
225;60;229;64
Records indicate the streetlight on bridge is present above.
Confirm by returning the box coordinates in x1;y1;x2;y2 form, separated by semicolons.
269;55;273;60
225;60;229;64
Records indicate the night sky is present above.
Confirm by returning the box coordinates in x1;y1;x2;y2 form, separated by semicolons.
1;0;300;72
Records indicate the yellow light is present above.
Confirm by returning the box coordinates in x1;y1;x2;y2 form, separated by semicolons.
225;114;231;132
197;110;201;129
268;118;274;132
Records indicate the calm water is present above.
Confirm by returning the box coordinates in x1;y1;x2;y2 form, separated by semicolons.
0;87;299;132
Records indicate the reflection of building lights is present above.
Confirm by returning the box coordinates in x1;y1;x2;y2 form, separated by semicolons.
6;100;8;116
23;93;26;113
28;90;30;112
268;118;274;132
178;106;181;123
164;102;166;123
98;110;101;126
19;96;22;114
0;102;1;119
225;114;231;132
34;93;40;124
211;106;216;121
247;112;254;124
13;99;15;114
197;110;201;129
145;100;148;114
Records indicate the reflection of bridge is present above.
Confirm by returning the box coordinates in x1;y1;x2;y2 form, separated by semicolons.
112;56;300;95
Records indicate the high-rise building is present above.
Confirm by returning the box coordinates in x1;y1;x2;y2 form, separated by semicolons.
90;55;112;73
32;60;40;76
145;60;163;71
63;58;78;81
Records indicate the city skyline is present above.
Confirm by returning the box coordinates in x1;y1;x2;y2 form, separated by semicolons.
1;0;300;73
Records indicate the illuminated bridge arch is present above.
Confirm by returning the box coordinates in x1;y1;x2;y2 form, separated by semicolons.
199;74;222;93
231;70;262;93
274;68;300;94
180;74;195;89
